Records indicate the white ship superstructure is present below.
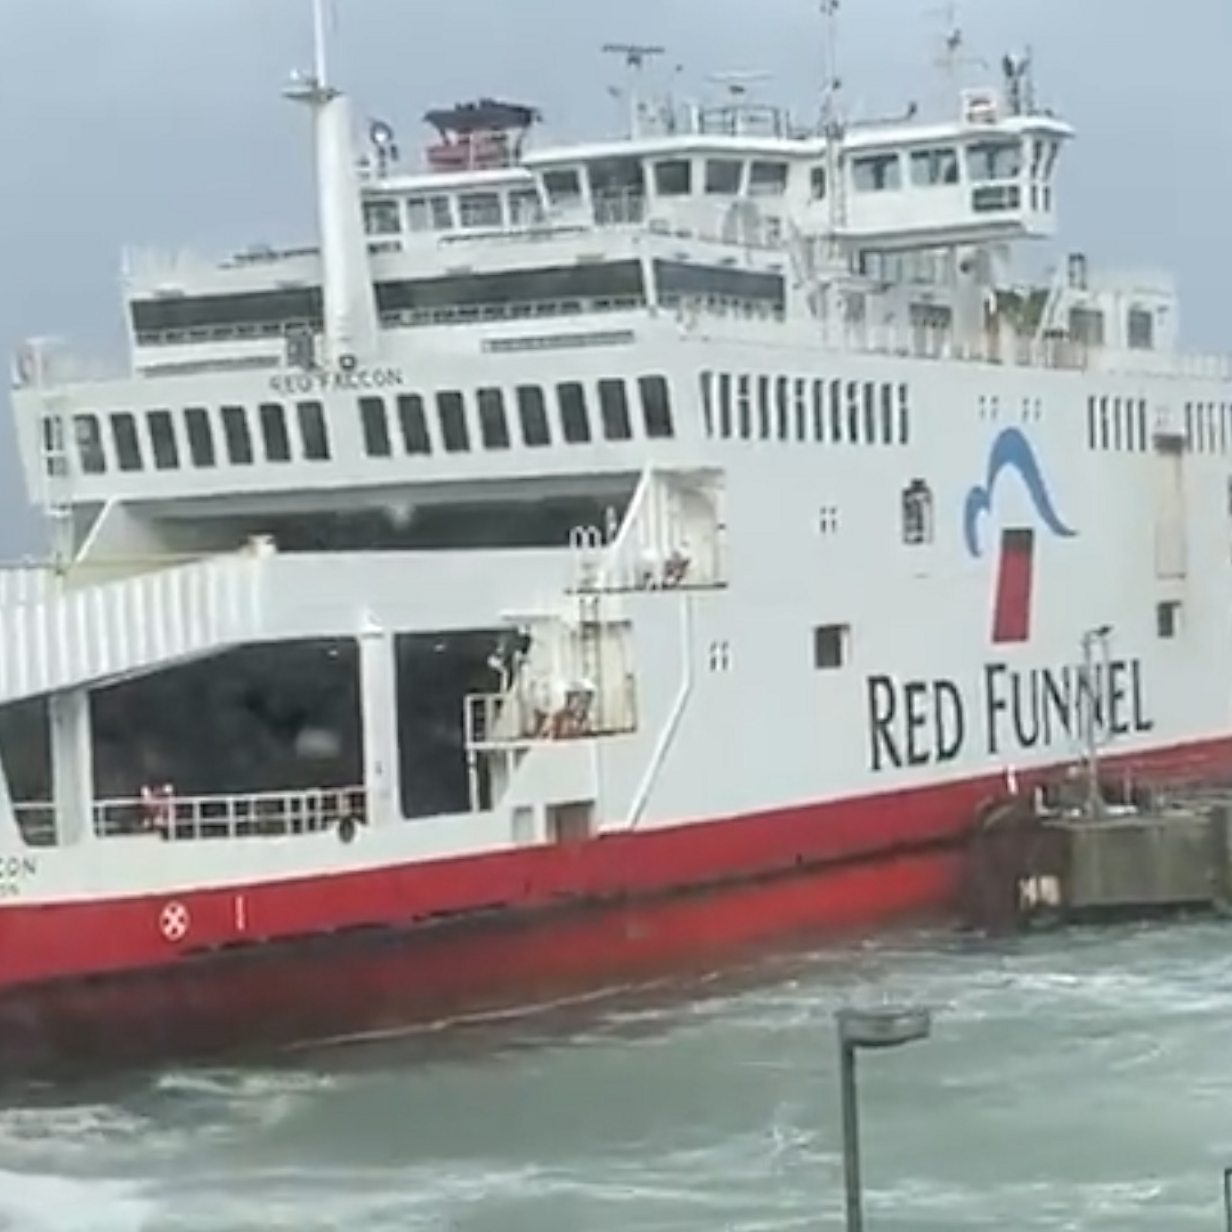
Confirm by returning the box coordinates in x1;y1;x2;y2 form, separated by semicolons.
1;15;1229;1068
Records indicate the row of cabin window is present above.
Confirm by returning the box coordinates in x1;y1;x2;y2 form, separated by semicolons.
700;373;910;446
69;402;331;475
359;377;675;458
1184;401;1232;455
1086;396;1150;453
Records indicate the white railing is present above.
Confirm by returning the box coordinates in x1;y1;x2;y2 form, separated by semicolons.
0;542;273;704
15;787;365;845
466;673;637;749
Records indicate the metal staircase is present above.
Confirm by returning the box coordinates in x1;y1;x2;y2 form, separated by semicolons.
0;541;274;705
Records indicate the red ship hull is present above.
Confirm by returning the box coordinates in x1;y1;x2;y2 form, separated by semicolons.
0;737;1226;1076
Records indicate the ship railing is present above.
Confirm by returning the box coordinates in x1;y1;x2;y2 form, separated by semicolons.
95;787;366;843
14;788;367;846
466;675;637;750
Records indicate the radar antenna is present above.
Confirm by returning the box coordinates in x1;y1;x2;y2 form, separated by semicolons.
602;42;666;137
819;0;842;131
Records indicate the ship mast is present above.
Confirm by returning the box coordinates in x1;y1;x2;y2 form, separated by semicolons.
285;0;379;370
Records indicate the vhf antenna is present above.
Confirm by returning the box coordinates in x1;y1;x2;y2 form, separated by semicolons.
602;42;666;137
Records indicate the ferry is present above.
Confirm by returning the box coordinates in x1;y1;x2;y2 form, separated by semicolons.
2;7;1227;1070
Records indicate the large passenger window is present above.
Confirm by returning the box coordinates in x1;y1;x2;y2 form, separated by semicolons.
748;161;788;197
477;388;511;449
184;408;216;468
910;147;959;187
705;159;742;195
360;397;391;457
147;409;179;470
557;382;592;443
437;391;470;453
635;374;675;438
74;414;106;474
517;386;551;447
221;406;254;465
297;400;330;461
654;160;692;197
110;413;143;472
398;395;432;454
598;379;632;441
259;403;292;463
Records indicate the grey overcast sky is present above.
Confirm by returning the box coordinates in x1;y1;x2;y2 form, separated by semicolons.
0;0;1229;549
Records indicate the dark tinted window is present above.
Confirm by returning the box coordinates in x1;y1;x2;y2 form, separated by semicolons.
110;413;143;472
221;406;254;465
638;376;673;439
184;408;216;468
297;400;330;461
398;395;432;454
557;383;591;443
74;414;105;474
437;391;470;452
147;410;179;470
598;379;632;441
259;402;292;463
477;388;511;450
517;387;551;447
360;397;391;457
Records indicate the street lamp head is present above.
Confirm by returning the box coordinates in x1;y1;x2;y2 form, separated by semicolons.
837;1005;932;1049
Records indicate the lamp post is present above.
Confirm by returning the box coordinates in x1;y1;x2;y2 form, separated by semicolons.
836;1005;933;1232
1079;624;1113;819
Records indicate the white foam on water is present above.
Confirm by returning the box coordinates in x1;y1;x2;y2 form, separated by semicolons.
0;1169;155;1232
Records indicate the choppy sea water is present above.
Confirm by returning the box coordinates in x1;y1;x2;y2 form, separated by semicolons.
3;920;1232;1231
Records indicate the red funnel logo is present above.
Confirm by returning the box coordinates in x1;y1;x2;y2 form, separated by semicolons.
991;528;1035;644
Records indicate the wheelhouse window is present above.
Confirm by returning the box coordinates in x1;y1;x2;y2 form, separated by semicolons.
259;403;292;462
557;382;591;443
654;159;692;197
1128;307;1154;351
398;395;432;454
459;192;502;229
221;406;254;465
508;189;543;226
910;147;959;186
516;386;551;447
363;200;401;235
748;161;788;197
852;152;902;193
810;166;827;200
598;379;632;441
360;397;392;457
477;388;511;449
967;140;1022;182
407;195;453;232
184;408;216;468
543;168;582;205
147;409;179;470
297;400;330;461
638;375;674;439
73;414;105;474
437;391;470;452
110;413;143;472
704;159;743;195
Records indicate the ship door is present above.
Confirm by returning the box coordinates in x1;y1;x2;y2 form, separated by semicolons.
1153;431;1187;580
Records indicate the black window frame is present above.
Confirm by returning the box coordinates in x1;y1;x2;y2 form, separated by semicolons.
184;407;217;468
296;400;331;461
557;382;592;444
360;396;392;457
639;375;674;439
73;414;106;475
110;412;143;472
598;379;632;441
398;394;432;455
147;409;180;471
516;386;551;447
813;624;849;670
437;390;471;453
477;388;511;450
259;402;292;463
221;405;255;465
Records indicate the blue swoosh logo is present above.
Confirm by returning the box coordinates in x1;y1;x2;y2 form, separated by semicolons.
964;427;1076;558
